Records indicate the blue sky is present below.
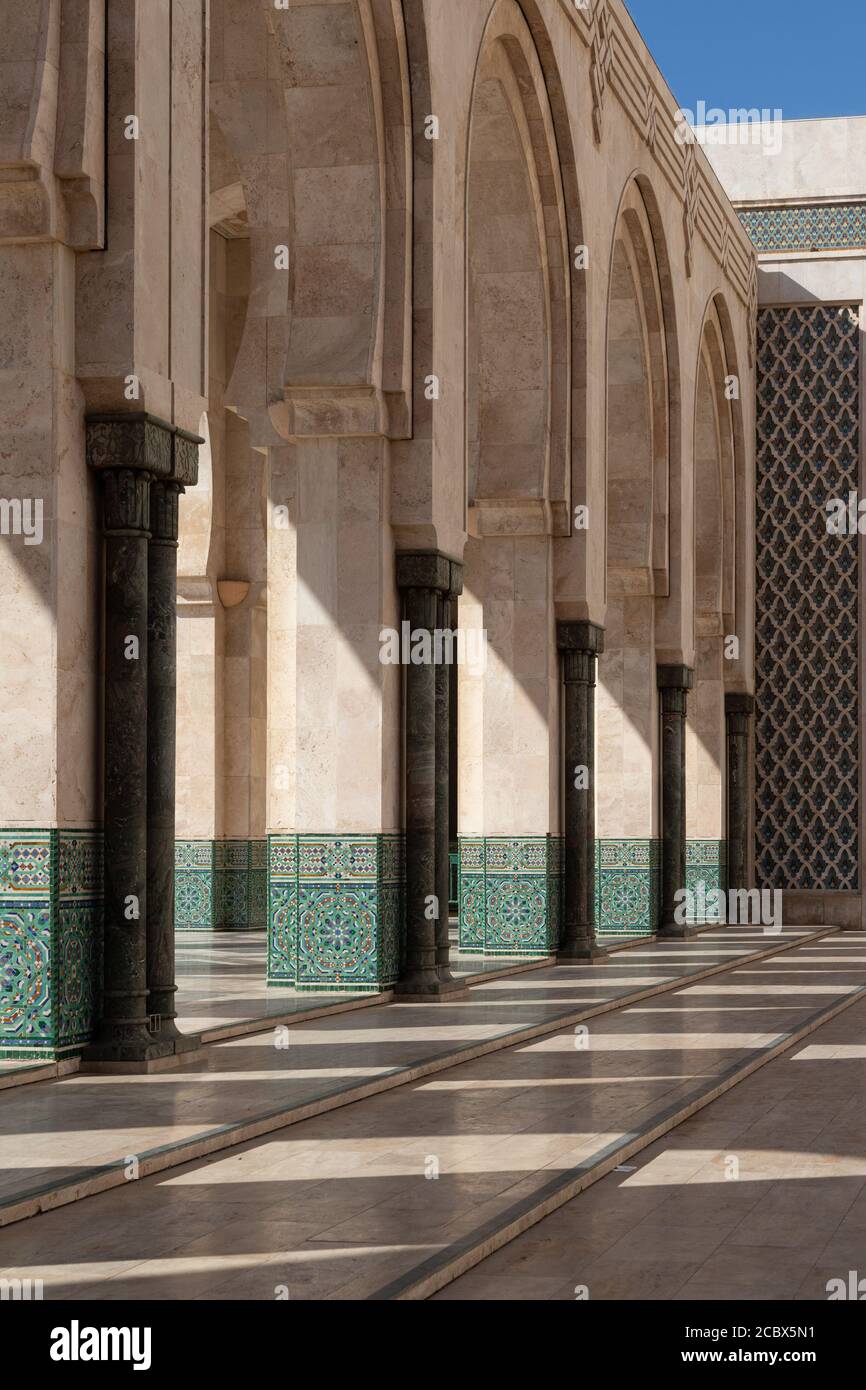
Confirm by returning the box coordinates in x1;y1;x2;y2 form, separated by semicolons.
624;0;866;121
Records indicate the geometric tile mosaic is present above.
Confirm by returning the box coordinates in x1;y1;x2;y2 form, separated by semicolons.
755;305;860;891
0;828;103;1057
684;839;728;924
175;839;267;931
596;839;660;937
268;834;404;992
739;202;866;254
458;837;561;957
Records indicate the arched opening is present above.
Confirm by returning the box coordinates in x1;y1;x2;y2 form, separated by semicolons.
686;299;738;920
457;0;573;959
597;181;673;937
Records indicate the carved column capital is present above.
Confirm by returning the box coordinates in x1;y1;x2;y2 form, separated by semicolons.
396;550;461;632
395;549;454;594
657;664;695;716
558;622;605;686
86;413;175;477
725;691;756;737
87;414;202;481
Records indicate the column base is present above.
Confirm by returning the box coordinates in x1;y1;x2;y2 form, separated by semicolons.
81;1026;204;1072
557;936;609;964
149;1018;202;1052
393;970;469;1003
657;922;700;941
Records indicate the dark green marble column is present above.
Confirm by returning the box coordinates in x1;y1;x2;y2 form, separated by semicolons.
657;664;695;940
146;428;200;1043
558;622;606;961
396;552;465;999
435;564;463;982
85;416;173;1064
725;692;754;893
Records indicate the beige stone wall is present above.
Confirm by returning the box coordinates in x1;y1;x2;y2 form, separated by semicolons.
200;0;757;850
0;0;759;863
458;536;559;837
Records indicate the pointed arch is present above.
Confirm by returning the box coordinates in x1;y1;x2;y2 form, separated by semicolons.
465;0;574;537
209;0;420;441
604;177;676;599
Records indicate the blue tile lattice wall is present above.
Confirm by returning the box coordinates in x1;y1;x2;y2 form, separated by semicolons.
175;839;267;931
755;306;860;890
0;829;102;1057
458;837;561;957
268;834;404;991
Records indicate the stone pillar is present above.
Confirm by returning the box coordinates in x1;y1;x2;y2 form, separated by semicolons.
436;570;463;980
146;430;200;1041
658;664;695;940
85;416;170;1064
558;622;606;960
396;552;465;999
85;415;201;1067
725;693;754;892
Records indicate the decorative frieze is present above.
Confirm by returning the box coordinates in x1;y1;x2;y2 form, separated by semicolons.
555;0;756;312
739;202;866;254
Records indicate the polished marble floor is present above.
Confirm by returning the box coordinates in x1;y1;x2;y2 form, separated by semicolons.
173;925;551;1038
0;927;816;1217
436;955;866;1301
0;930;862;1301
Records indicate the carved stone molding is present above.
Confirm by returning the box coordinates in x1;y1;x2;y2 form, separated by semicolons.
589;0;613;144
86;414;202;486
682;140;699;279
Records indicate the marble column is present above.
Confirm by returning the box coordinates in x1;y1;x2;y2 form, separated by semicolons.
658;664;695;939
396;552;465;999
146;430;200;1041
558;622;606;961
85;416;172;1063
435;568;463;981
725;692;754;893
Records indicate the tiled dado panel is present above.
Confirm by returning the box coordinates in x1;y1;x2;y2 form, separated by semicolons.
596;839;660;937
0;830;103;1057
458;838;561;957
739;203;866;254
685;840;728;924
175;840;267;931
268;835;404;992
755;306;860;890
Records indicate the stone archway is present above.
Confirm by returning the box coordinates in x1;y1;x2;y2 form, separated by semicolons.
597;180;673;939
457;0;573;961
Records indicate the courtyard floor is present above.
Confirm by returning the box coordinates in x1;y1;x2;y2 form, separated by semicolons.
1;927;865;1299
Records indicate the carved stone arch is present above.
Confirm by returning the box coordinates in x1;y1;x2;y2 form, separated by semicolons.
605;179;672;598
686;292;744;859
710;291;749;688
209;0;416;443
466;0;572;538
695;301;737;637
0;0;104;247
271;0;413;438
